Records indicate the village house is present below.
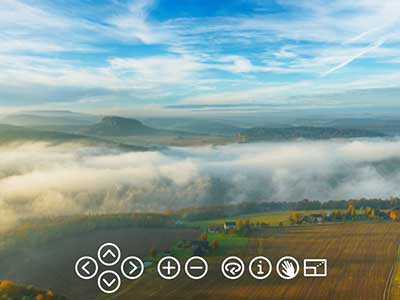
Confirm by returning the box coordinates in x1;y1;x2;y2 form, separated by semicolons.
223;221;237;231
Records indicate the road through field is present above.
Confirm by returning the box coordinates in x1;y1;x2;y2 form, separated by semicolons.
388;244;400;300
110;222;400;300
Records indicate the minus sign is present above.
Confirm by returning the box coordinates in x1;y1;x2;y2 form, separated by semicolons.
190;266;204;270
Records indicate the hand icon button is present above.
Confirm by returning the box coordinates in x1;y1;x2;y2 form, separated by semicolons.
276;256;299;280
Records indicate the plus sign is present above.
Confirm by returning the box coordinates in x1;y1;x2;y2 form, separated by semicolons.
162;260;176;275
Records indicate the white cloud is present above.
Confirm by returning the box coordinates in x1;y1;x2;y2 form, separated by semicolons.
2;139;400;231
109;55;204;83
180;81;313;104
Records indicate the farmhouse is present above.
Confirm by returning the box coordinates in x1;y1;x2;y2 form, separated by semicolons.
224;221;237;231
309;213;323;223
208;225;221;233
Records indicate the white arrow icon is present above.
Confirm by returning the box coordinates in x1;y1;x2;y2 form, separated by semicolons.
75;256;98;280
98;243;121;266
82;261;91;275
129;261;138;275
102;278;116;288
121;256;145;280
103;249;117;259
98;271;121;294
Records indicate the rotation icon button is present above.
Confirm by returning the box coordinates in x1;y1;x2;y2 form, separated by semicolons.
221;256;245;280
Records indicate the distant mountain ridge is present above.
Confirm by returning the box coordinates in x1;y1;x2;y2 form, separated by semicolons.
0;123;150;151
80;116;192;137
239;126;386;142
0;110;99;127
80;116;158;136
143;117;242;136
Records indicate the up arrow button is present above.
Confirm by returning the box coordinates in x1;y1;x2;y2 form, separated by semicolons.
98;243;121;266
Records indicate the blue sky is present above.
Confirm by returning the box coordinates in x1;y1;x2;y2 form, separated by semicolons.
1;0;400;114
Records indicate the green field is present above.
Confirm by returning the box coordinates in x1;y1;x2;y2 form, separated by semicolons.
190;210;326;227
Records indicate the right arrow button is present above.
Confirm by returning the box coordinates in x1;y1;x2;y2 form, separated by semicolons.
121;256;145;280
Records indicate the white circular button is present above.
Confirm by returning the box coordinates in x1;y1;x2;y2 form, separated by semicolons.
121;256;145;280
157;256;181;280
97;242;121;266
97;270;121;294
248;256;272;280
221;256;245;280
75;256;98;280
184;256;208;280
276;256;300;280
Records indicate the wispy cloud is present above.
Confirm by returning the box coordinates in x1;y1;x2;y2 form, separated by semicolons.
106;0;171;44
1;0;400;109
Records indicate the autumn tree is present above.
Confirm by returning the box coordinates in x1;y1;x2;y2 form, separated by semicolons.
211;239;219;251
199;232;207;241
347;203;356;220
289;212;302;224
390;210;399;221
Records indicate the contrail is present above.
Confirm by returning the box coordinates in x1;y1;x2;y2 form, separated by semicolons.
322;37;386;77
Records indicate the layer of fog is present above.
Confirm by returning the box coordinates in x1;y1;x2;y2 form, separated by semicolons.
1;139;400;231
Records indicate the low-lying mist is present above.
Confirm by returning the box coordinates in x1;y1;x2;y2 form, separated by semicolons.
1;139;400;231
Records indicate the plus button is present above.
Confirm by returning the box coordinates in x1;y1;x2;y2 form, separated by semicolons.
157;256;181;280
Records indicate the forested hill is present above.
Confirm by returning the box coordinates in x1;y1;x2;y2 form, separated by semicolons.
239;126;386;142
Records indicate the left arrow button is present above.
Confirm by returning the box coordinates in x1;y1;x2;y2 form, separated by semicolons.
75;256;98;280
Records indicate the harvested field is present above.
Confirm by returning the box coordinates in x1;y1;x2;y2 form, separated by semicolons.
111;222;400;300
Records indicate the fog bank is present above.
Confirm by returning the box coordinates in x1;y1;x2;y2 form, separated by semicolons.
1;139;400;230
